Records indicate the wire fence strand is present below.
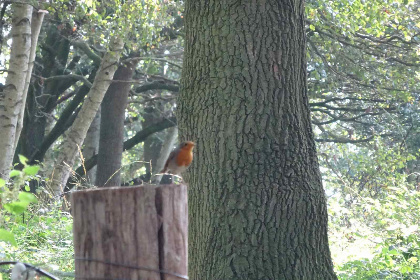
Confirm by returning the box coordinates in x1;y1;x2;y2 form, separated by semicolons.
1;258;189;280
75;257;189;280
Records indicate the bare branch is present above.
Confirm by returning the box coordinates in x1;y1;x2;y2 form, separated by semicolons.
309;97;387;107
72;40;102;66
39;74;92;88
314;135;399;144
123;57;182;69
135;81;180;93
129;96;176;104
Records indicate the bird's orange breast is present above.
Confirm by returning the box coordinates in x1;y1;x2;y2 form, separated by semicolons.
175;148;193;167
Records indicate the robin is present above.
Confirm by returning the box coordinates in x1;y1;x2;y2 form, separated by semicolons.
160;141;195;176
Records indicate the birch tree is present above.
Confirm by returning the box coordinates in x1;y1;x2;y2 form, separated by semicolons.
15;9;48;151
0;3;32;180
49;36;124;195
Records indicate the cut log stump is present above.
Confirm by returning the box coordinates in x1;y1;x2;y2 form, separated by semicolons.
71;184;188;280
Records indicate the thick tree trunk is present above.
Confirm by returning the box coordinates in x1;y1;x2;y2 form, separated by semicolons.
96;61;137;187
179;1;337;279
0;3;32;179
49;36;124;195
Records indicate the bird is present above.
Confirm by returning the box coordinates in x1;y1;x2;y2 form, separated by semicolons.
160;141;195;176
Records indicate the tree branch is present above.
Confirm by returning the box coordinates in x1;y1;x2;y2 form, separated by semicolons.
315;134;394;144
72;40;102;66
129;96;176;104
312;112;381;125
135;81;180;93
122;57;182;69
309;97;387;107
36;73;92;88
308;23;420;67
29;85;91;163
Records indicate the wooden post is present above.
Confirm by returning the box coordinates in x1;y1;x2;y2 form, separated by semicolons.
71;184;188;280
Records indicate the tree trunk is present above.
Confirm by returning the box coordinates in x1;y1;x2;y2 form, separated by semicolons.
96;61;138;187
20;23;73;164
49;36;124;195
0;3;32;179
82;109;101;185
14;9;47;152
152;126;178;184
179;1;337;279
142;106;165;174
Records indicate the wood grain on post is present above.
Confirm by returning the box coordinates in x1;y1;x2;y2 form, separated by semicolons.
72;184;188;280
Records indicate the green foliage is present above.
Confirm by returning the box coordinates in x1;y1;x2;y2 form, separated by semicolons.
0;201;74;276
338;234;420;279
0;159;73;276
320;138;416;197
0;229;17;247
306;0;419;143
40;0;175;50
0;155;41;246
321;138;420;279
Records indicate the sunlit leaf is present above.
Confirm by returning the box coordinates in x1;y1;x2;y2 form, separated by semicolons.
18;154;28;165
4;201;29;214
9;170;21;178
23;165;40;176
0;229;17;246
18;192;38;204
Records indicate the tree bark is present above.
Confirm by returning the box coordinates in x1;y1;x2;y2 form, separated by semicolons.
14;9;47;152
0;3;32;179
0;2;9;56
152;126;178;184
96;61;138;187
142;106;165;175
179;1;337;279
82;109;101;185
19;22;77;166
49;36;124;195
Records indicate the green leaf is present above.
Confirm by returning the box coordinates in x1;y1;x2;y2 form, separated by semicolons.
388;249;399;255
0;178;5;188
0;229;17;246
18;154;28;165
4;201;29;214
408;257;418;263
310;24;316;31
9;170;21;178
18;192;38;204
23;165;40;176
